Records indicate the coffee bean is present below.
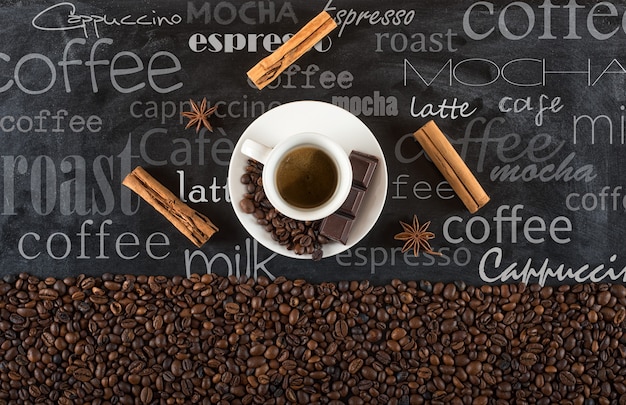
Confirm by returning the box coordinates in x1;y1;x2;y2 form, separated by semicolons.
140;386;153;404
73;367;92;382
0;274;623;404
440;318;457;335
361;366;377;380
288;308;300;325
28;385;41;398
597;291;612;306
120;318;136;328
466;361;482;376
442;283;458;300
349;358;364;374
335;320;348;338
614;308;626;324
417;367;432;379
559;370;576;386
9;313;25;325
390;327;407;341
224;302;240;314
104;302;121;317
387;340;401;352
239;160;328;260
42;331;55;347
89;294;108;305
37;287;59;300
181;379;194;396
375;351;391;365
80;277;96;290
239;198;255;214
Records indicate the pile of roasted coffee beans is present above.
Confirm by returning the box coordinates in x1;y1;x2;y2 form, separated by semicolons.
1;272;626;405
239;159;329;261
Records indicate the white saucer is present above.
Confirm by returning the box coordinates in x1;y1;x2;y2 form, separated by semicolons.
227;100;388;259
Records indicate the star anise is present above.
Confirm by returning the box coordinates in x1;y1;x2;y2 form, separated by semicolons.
394;215;442;257
181;98;218;132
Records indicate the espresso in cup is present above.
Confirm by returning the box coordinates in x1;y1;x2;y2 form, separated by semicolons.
276;146;338;209
241;132;352;221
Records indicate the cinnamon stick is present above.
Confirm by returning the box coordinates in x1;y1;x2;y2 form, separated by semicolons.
414;121;490;213
122;166;218;247
247;10;337;90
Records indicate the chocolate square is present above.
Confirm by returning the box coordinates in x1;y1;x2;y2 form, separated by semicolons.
319;213;354;245
339;187;366;218
350;151;378;189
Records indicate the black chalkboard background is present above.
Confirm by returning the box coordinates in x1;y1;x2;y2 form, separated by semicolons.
1;0;625;285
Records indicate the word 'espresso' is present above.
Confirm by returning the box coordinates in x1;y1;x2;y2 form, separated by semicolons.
323;0;415;37
189;32;331;53
1;38;182;95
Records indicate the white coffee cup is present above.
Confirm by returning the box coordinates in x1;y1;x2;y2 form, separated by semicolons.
241;132;352;221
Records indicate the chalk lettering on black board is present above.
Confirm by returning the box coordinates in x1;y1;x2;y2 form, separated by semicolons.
566;186;626;212
335;246;472;275
0;0;623;284
498;94;564;127
177;170;230;204
396;118;581;174
135;128;234;168
404;58;626;88
443;205;573;246
490;152;597;183
189;32;332;53
463;1;626;42
572;109;626;145
130;98;283;122
454;117;595;183
0;153;133;216
17;219;171;261
332;92;398;117
130;100;190;125
184;238;277;280
323;0;415;38
390;176;455;201
0;39;183;95
186;1;297;25
32;2;182;39
410;97;477;120
245;64;351;90
479;248;626;286
0;110;102;134
374;30;459;53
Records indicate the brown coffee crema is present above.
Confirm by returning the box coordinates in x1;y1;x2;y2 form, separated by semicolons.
276;146;338;209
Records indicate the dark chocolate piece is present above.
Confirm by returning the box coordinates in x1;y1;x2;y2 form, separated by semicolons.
338;187;366;218
319;213;353;245
320;150;379;245
350;151;378;189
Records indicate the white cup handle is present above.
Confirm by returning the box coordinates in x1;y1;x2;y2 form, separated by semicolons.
241;139;272;164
